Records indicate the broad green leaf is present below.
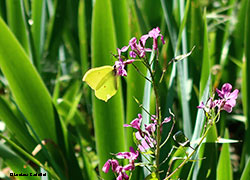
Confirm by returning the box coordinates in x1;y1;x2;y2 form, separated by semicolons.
0;18;57;142
217;129;233;180
91;0;125;179
111;0;130;47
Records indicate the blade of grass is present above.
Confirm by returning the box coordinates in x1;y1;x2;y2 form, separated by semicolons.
31;0;46;72
78;0;89;75
188;76;210;179
217;129;233;180
242;0;250;168
0;0;7;20
177;0;192;139
196;125;217;179
0;97;37;153
199;9;210;100
241;158;250;180
6;0;29;54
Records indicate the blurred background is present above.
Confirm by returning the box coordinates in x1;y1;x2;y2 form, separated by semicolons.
0;0;249;179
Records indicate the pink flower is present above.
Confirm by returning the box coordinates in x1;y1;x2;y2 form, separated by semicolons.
197;98;216;113
162;116;171;124
128;37;151;58
216;83;239;113
148;27;165;50
114;48;134;77
102;159;119;173
124;114;142;130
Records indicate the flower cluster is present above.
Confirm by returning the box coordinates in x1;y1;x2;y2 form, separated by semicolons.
198;83;239;113
102;147;139;180
114;27;165;77
124;114;171;152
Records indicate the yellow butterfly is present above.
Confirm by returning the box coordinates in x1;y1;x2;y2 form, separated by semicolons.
82;66;118;102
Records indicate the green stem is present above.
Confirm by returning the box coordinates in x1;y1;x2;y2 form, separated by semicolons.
164;110;221;179
164;124;212;180
146;50;162;178
0;133;60;180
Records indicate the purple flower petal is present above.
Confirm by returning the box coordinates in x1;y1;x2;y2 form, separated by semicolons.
140;35;149;46
228;89;239;99
124;59;135;65
102;160;111;173
162;116;171;124
140;138;150;151
197;102;205;109
129;51;137;58
115;60;127;76
135;131;143;141
216;88;224;99
215;83;238;112
222;83;232;94
123;164;133;171
223;104;232;113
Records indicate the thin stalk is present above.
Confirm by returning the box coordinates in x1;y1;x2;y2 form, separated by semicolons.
132;63;152;83
164;111;221;179
164;125;212;180
160;120;175;149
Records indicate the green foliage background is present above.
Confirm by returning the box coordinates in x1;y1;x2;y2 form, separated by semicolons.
0;0;249;179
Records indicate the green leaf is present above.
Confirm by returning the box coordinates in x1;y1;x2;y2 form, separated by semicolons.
199;9;210;99
111;0;130;47
241;158;250;180
31;0;46;72
0;142;40;180
6;0;29;53
0;18;57;142
91;0;125;179
217;129;233;180
78;0;89;75
196;125;217;180
242;0;250;167
0;97;37;153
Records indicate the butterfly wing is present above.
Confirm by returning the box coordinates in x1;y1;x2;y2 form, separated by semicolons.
82;66;114;89
82;66;118;102
95;71;118;102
